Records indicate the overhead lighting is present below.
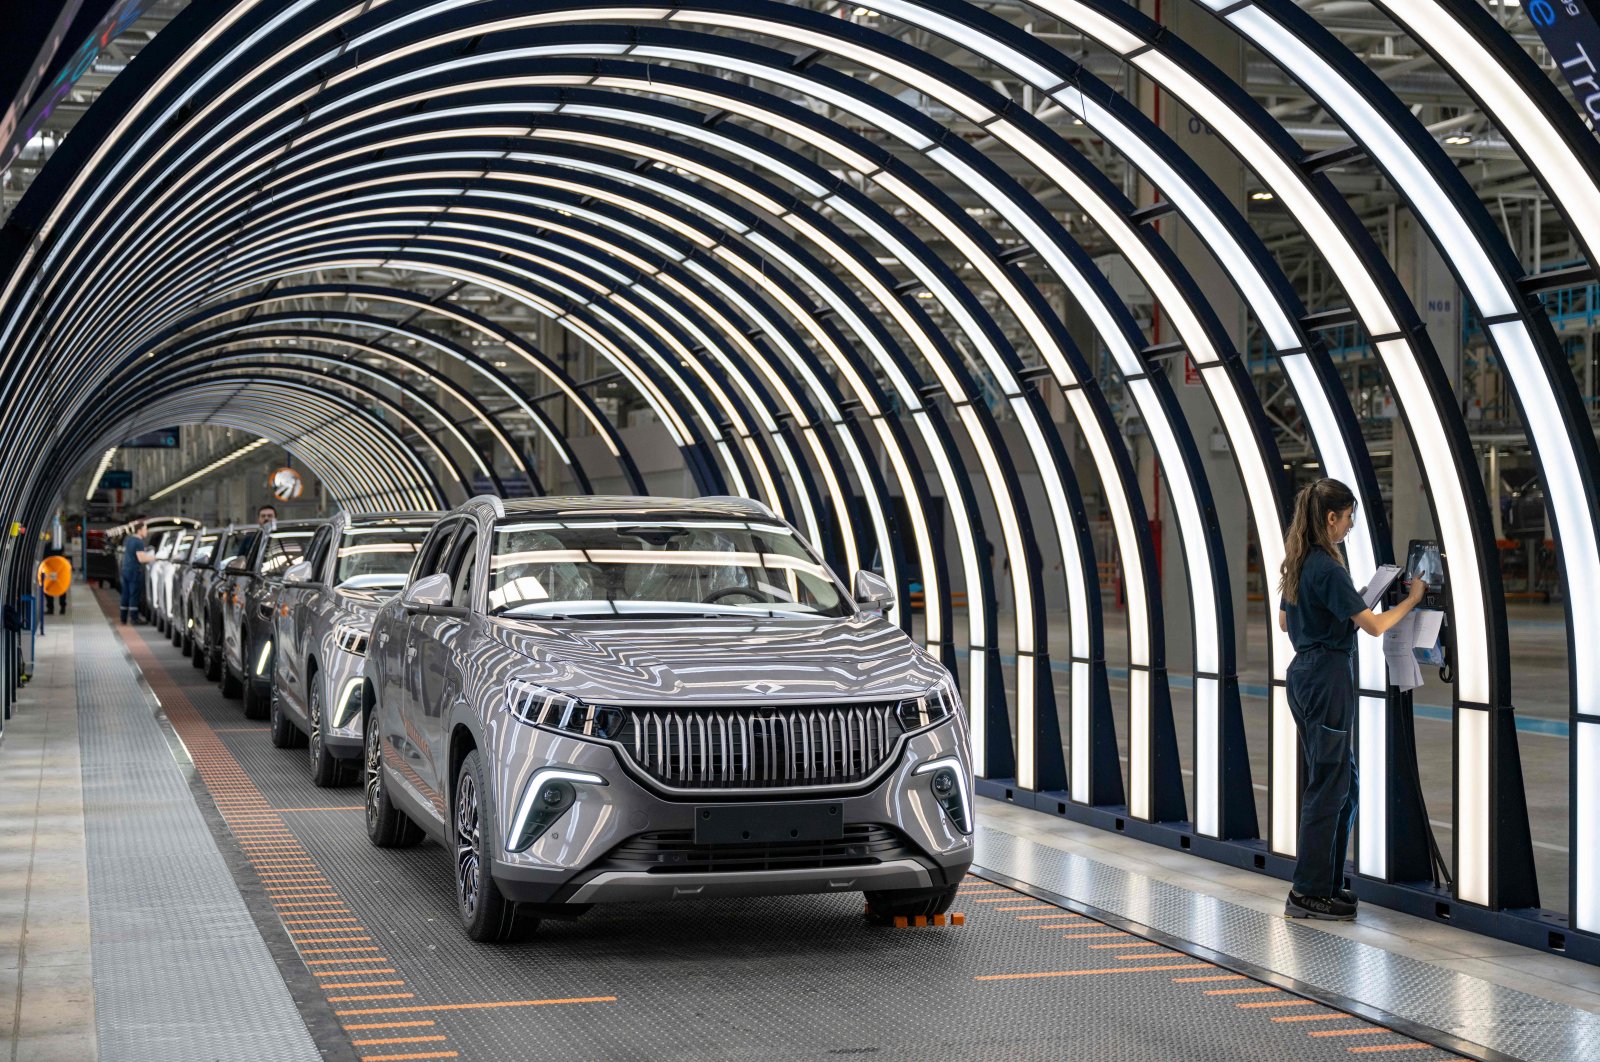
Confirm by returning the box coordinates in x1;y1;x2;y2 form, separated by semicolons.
1443;133;1473;145
1249;190;1275;201
146;438;270;501
86;447;117;501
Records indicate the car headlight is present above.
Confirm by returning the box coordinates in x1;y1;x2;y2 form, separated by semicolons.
914;756;973;834
507;767;607;853
894;676;961;733
333;623;369;655
507;681;624;740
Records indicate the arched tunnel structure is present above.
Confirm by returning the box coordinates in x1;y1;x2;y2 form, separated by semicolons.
4;2;1600;1052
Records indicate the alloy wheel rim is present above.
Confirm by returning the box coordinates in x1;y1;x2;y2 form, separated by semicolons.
456;773;481;917
364;725;382;830
309;686;323;765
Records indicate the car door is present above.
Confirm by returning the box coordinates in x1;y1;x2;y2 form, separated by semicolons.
379;518;458;817
223;531;263;674
414;523;478;815
278;525;334;719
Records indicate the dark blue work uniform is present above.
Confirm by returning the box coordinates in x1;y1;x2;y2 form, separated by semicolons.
119;534;146;621
1280;549;1367;897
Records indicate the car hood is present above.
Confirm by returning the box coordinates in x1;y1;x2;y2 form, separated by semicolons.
335;585;401;624
488;614;948;705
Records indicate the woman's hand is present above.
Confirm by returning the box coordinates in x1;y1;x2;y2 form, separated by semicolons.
1407;576;1428;603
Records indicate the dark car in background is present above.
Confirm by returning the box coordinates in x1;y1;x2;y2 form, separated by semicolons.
216;519;326;718
272;511;441;785
200;526;258;680
173;528;220;656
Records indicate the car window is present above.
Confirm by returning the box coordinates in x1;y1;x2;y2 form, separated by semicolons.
191;533;218;565
414;519;460;581
448;531;477;610
486;517;850;618
334;525;431;588
303;526;335;581
261;531;315;578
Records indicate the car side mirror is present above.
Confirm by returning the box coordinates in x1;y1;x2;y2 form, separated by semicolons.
853;570;895;613
225;557;252;576
282;561;314;585
401;573;452;613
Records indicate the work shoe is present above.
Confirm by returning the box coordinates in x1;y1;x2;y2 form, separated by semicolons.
1338;889;1358;906
1284;890;1356;921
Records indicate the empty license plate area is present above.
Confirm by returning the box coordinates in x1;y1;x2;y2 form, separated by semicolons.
694;802;844;844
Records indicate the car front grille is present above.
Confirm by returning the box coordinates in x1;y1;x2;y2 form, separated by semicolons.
614;704;900;789
595;824;911;874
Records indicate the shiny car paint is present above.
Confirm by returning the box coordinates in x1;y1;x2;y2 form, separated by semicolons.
366;495;973;916
275;511;441;757
219;520;327;688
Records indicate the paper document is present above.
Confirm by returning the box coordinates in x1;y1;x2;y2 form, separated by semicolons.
1381;608;1444;692
1360;564;1403;610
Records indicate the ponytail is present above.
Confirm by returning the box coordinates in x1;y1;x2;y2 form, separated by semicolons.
1279;478;1357;605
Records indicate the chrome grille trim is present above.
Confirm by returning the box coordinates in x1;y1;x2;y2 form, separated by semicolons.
618;703;900;788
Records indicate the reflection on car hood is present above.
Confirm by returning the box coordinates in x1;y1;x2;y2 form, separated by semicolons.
335;585;400;622
490;615;947;704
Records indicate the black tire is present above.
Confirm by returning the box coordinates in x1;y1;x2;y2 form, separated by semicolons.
454;750;534;943
169;620;182;647
308;679;354;787
268;685;304;749
219;643;243;698
863;882;962;925
242;674;269;720
204;629;224;681
191;632;208;670
180;630;194;657
363;715;423;849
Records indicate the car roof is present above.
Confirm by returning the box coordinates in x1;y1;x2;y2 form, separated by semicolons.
343;511;444;530
488;495;778;521
268;519;328;533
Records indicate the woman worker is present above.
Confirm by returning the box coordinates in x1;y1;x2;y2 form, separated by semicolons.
1278;478;1427;921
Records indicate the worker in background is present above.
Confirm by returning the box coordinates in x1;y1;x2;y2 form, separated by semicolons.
119;519;154;625
257;504;277;530
1277;479;1426;921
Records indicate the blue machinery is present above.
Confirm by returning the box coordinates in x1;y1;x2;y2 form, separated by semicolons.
0;0;1597;961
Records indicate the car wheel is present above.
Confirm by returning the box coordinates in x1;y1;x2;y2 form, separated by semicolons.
863;882;962;925
242;671;269;720
219;640;243;699
192;631;209;670
454;750;533;943
363;717;422;849
269;685;304;749
308;680;353;787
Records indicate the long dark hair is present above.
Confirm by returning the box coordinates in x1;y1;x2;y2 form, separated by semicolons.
1279;478;1357;605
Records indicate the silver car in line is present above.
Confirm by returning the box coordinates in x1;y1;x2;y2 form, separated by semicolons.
363;496;973;942
272;512;442;786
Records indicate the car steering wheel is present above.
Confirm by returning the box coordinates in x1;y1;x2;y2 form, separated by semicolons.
703;585;777;605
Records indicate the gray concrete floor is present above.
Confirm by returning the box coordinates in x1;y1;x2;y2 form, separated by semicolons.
0;612;96;1062
922;598;1574;914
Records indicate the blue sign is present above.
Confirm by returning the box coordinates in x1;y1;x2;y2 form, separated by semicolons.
1525;0;1600;127
98;470;132;491
122;427;180;448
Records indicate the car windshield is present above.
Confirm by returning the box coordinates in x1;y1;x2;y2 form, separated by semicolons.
336;526;431;588
487;517;851;618
191;533;218;564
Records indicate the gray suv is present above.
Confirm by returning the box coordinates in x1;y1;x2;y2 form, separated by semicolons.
272;512;441;786
363;496;973;941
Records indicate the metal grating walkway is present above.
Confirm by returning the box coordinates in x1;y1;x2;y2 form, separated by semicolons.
73;603;321;1062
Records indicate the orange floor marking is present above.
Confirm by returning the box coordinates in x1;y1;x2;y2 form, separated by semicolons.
334;996;617;1016
350;1036;450;1047
1308;1028;1391;1037
1237;1000;1320;1009
959;888;1014;895
1090;941;1159;949
1116;952;1178;960
1015;913;1081;921
322;980;406;989
975;963;1211;982
971;897;1029;903
1272;1014;1348;1023
302;946;381;954
342;1021;438;1031
329;993;417;1003
1346;1044;1435;1054
993;904;1058;911
317;969;399;977
1033;923;1087;929
1206;986;1284;996
308;958;391;965
1060;931;1128;939
283;917;360;925
354;1052;458;1061
1174;975;1244;983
